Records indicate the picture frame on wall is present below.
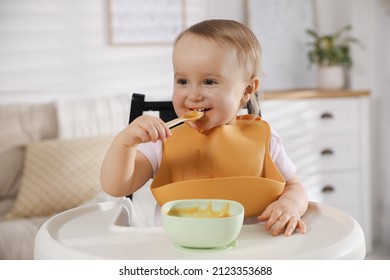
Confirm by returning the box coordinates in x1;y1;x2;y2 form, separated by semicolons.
109;0;185;45
245;0;317;90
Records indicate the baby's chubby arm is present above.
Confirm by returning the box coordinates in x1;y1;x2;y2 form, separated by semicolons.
257;175;308;236
100;115;172;197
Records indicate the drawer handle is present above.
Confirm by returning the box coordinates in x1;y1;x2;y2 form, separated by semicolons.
320;112;334;119
322;185;335;193
321;148;334;156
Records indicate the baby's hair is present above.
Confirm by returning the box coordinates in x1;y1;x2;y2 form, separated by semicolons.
174;19;262;116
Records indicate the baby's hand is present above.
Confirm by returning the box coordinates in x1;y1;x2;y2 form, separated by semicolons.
120;115;172;147
257;199;306;237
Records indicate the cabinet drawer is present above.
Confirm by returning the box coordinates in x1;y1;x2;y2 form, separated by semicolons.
300;172;363;226
262;98;359;137
282;135;359;173
298;172;371;243
299;172;360;207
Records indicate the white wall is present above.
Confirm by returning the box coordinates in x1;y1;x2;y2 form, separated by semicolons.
0;0;244;104
1;0;389;244
0;0;173;103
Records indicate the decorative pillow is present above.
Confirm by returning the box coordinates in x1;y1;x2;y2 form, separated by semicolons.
0;147;24;199
3;136;113;219
0;102;57;200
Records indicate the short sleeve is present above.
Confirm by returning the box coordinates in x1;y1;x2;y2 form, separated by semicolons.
137;141;163;177
269;130;297;180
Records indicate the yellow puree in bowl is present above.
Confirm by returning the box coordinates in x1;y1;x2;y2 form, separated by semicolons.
167;202;230;218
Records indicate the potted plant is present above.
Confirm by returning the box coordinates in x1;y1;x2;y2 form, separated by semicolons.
306;25;361;89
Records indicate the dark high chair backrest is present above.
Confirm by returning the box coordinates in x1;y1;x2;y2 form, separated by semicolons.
129;93;177;124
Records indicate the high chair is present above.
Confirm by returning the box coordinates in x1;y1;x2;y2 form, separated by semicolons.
129;93;177;123
34;93;366;259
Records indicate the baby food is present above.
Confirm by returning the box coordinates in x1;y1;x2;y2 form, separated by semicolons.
167;202;230;218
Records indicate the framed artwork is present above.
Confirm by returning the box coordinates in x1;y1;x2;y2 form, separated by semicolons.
109;0;185;45
246;0;316;90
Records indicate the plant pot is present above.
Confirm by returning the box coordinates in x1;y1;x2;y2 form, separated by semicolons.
317;66;345;89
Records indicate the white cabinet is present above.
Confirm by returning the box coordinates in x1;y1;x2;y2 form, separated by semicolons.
262;92;372;252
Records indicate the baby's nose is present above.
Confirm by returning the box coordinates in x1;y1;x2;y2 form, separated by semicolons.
188;87;204;101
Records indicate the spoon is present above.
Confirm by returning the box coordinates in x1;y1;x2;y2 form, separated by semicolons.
166;111;204;128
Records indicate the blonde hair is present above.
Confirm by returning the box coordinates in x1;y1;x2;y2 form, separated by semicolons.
174;19;262;115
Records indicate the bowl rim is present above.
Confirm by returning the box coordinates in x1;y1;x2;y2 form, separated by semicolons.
161;199;245;220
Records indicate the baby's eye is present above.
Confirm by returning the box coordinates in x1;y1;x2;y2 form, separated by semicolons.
204;79;216;85
176;79;188;85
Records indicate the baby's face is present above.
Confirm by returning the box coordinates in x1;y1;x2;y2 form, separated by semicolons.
172;33;251;132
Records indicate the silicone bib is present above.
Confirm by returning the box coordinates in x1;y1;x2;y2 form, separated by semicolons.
151;115;285;217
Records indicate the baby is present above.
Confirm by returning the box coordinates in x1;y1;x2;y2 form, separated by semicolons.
101;19;308;236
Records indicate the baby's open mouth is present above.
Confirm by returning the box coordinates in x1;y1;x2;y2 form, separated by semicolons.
191;108;210;112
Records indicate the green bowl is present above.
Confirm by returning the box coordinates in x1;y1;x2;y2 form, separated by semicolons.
161;199;244;248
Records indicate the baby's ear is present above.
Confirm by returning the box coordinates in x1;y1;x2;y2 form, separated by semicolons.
243;77;260;100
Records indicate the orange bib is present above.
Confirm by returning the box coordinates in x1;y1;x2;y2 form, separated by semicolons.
151;115;285;217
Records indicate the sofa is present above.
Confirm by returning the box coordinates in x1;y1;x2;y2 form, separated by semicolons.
0;94;141;259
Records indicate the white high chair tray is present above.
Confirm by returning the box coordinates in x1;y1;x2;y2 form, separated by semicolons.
34;201;365;259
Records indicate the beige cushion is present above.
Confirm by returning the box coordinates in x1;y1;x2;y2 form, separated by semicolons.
0;198;15;216
0;147;24;199
0;103;57;154
3;136;113;219
0;103;57;200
